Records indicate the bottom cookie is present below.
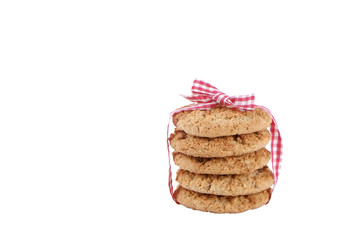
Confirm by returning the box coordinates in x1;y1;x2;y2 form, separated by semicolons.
175;186;271;214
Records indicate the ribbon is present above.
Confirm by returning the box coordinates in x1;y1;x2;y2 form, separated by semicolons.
167;80;282;204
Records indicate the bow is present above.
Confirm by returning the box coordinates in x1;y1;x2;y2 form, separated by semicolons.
167;80;282;205
181;80;255;111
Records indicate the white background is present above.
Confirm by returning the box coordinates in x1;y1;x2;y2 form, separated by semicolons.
1;1;360;239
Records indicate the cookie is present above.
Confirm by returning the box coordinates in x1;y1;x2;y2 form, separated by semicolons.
176;166;273;196
175;186;271;213
173;106;272;137
173;148;270;175
169;129;271;158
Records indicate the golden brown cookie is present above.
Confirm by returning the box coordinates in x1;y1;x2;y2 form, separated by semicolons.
176;166;273;196
169;129;271;158
175;186;271;213
173;148;270;175
173;106;272;137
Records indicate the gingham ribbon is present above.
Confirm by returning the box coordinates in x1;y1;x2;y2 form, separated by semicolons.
167;80;282;204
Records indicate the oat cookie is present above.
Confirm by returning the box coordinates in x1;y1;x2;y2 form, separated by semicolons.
175;186;271;213
173;106;272;138
169;129;271;158
173;148;270;175
176;166;273;196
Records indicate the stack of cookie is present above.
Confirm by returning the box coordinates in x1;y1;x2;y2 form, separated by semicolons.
169;106;274;214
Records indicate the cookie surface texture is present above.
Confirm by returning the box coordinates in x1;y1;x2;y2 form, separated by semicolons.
173;148;270;175
175;186;271;214
169;129;271;158
173;106;272;138
176;166;273;196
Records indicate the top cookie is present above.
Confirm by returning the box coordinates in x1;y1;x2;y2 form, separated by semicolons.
173;106;272;137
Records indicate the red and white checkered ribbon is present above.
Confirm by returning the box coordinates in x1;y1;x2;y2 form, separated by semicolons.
167;80;282;204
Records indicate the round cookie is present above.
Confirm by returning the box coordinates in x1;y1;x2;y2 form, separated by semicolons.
173;148;270;175
169;129;271;158
176;166;273;196
172;106;272;138
175;186;272;214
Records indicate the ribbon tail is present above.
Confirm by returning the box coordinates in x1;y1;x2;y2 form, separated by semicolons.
255;105;283;204
167;112;180;204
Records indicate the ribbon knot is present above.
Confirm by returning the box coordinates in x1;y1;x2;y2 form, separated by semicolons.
212;92;233;106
